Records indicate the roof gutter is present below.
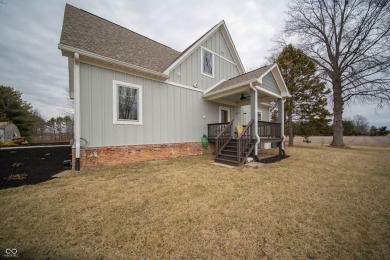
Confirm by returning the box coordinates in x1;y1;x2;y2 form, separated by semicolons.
58;44;170;80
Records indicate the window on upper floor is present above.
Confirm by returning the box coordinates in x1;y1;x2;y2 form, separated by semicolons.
113;80;143;125
201;47;214;78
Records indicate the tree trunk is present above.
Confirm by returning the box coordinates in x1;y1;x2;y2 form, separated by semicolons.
331;78;345;147
288;107;294;147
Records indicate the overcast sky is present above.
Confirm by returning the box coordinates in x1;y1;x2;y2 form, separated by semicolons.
0;0;388;128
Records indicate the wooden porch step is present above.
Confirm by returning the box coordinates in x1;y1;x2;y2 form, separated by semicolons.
217;154;238;161
221;150;237;156
215;158;240;166
225;145;238;149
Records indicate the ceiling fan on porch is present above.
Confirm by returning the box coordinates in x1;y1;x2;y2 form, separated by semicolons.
239;93;250;101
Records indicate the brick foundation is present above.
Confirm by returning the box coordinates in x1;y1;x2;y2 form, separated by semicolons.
72;142;215;170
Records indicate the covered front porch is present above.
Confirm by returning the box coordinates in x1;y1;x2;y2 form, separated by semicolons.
202;64;290;166
207;120;283;144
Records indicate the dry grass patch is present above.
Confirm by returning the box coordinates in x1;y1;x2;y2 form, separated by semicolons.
1;144;389;259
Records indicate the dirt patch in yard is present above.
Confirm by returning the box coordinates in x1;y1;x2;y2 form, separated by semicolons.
0;146;72;189
260;154;290;163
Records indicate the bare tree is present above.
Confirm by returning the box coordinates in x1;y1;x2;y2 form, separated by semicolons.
283;0;390;147
47;118;57;141
31;109;46;142
353;115;370;135
63;115;74;140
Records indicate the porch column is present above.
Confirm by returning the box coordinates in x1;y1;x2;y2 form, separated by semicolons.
277;98;285;151
250;84;259;156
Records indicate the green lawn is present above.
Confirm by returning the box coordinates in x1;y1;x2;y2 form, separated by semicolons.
1;144;389;259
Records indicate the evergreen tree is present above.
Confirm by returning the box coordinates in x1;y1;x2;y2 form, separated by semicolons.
369;126;378;136
276;44;331;146
0;85;34;138
342;120;355;136
377;126;390;136
46;117;57;141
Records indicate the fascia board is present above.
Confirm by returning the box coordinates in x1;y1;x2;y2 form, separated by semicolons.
219;23;245;74
204;79;226;94
257;64;291;98
163;21;246;76
257;64;277;84
202;79;256;99
256;85;282;99
274;65;291;97
162;21;224;74
58;44;169;80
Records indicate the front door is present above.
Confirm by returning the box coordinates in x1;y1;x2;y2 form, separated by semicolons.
219;106;230;123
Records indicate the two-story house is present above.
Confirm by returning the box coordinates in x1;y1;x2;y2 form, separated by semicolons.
59;4;290;170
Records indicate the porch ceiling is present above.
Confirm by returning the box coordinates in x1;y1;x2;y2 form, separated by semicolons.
204;84;279;107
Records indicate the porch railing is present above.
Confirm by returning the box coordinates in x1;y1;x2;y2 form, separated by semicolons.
208;122;230;140
237;119;254;164
215;119;234;155
258;121;281;139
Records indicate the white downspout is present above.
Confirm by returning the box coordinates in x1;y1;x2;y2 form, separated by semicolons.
277;98;286;153
74;53;81;171
281;98;286;150
249;83;260;156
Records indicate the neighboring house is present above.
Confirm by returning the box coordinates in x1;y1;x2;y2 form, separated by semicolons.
0;122;21;143
59;4;290;170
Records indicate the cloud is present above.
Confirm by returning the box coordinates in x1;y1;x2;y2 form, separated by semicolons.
0;0;388;128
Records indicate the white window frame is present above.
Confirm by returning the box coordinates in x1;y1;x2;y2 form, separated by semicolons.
219;106;230;123
201;47;215;78
257;110;262;121
113;80;143;125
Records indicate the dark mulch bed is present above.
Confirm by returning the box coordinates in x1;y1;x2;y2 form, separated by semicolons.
0;146;72;190
260;154;290;164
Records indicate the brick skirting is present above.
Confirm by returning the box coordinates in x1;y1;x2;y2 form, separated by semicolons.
72;142;215;170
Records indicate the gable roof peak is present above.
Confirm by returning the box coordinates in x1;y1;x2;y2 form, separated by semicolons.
163;19;245;75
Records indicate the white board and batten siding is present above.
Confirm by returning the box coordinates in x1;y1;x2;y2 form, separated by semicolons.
80;63;221;147
231;106;251;126
258;106;270;121
262;72;281;95
168;29;240;91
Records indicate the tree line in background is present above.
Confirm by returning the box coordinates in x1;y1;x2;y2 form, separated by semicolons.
343;115;389;136
0;85;74;143
31;113;74;143
270;44;389;145
281;0;390;147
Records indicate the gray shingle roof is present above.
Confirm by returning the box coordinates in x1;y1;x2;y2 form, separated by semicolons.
207;64;274;94
60;4;181;73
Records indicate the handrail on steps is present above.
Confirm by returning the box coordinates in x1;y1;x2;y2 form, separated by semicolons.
237;119;254;164
215;119;234;155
